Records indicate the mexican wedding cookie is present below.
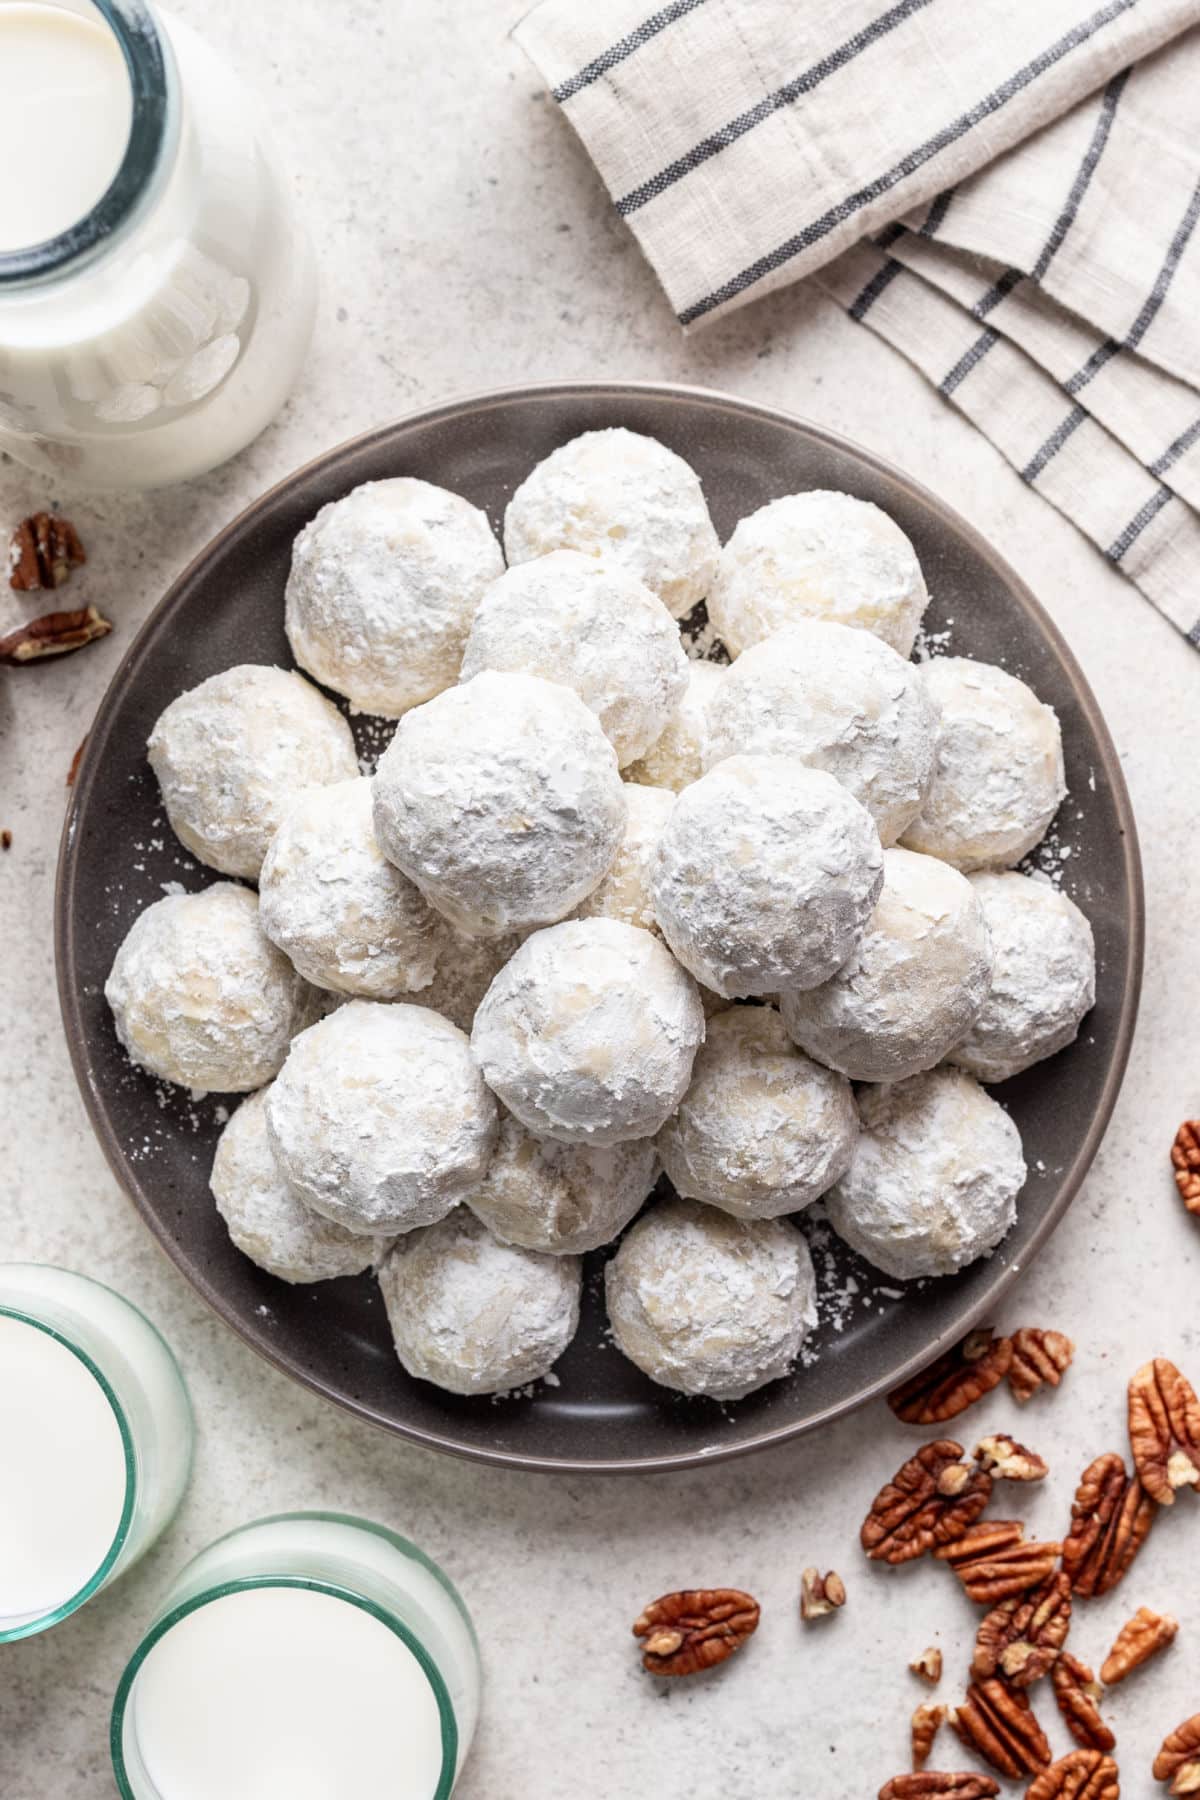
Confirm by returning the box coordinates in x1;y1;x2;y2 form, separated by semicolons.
605;1196;817;1400
147;664;358;880
378;1208;581;1395
503;428;720;619
265;1002;497;1236
574;783;675;933
211;1088;392;1283
466;1111;658;1254
106;884;313;1092
901;657;1066;869
652;754;884;996
780;847;993;1083
284;478;504;717
708;490;928;657
825;1066;1026;1280
459;550;688;766
704;620;938;844
258;777;439;999
949;872;1096;1083
372;671;626;936
625;658;727;792
656;1007;857;1219
471;919;705;1145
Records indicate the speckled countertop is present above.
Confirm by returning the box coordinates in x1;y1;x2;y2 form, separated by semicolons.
2;3;1197;1795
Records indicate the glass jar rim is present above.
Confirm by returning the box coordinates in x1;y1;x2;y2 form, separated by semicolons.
0;0;176;288
0;1303;137;1642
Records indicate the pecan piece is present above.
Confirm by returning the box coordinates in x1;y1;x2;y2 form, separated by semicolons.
1100;1604;1177;1685
0;604;111;665
1128;1358;1200;1504
936;1521;1061;1603
1026;1749;1120;1799
862;1441;992;1565
889;1329;1014;1425
8;511;86;590
913;1703;948;1770
1062;1452;1156;1597
1052;1654;1114;1753
1009;1328;1075;1404
974;1433;1049;1481
1171;1121;1200;1216
972;1570;1071;1687
948;1678;1051;1778
911;1645;944;1685
879;1777;999;1799
633;1588;759;1676
1155;1715;1200;1793
800;1567;845;1620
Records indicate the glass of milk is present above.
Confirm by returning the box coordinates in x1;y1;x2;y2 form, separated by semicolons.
112;1512;483;1800
0;0;316;489
0;1263;193;1641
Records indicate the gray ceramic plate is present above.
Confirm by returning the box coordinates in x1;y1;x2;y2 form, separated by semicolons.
56;381;1143;1473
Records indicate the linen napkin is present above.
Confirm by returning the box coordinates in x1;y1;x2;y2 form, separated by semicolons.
515;0;1200;645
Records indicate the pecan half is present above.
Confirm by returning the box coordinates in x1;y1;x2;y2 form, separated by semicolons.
0;604;111;665
974;1433;1049;1481
889;1329;1014;1425
912;1645;944;1685
8;511;86;590
948;1678;1051;1778
632;1588;759;1676
1100;1604;1177;1685
800;1567;845;1620
1155;1714;1200;1793
878;1777;999;1799
862;1442;992;1565
1062;1452;1156;1597
913;1704;948;1770
1009;1328;1075;1404
1026;1749;1120;1800
1052;1654;1114;1753
972;1570;1072;1687
1171;1121;1200;1216
936;1521;1061;1604
1128;1358;1200;1504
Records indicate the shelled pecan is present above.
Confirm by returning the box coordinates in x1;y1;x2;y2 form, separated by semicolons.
1026;1748;1120;1799
1061;1452;1156;1597
0;603;111;665
632;1588;759;1676
1128;1358;1200;1504
935;1521;1061;1603
948;1678;1051;1779
1051;1654;1115;1754
972;1571;1071;1686
8;511;86;590
861;1441;992;1565
1009;1329;1075;1404
1100;1605;1177;1685
974;1434;1049;1481
800;1567;845;1620
913;1704;948;1770
1171;1120;1200;1215
878;1776;999;1799
1155;1714;1200;1793
888;1330;1013;1425
911;1646;944;1685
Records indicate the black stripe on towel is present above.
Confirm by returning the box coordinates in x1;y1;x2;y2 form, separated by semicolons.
848;258;905;320
1105;484;1174;561
1065;175;1200;391
1149;414;1200;478
918;190;954;238
939;329;999;395
1031;67;1129;282
553;0;711;104
1019;405;1088;483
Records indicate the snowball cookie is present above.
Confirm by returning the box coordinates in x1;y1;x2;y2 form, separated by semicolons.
284;478;504;717
372;671;626;936
503;428;720;619
472;918;704;1145
259;777;438;1000
949;872;1096;1084
605;1195;817;1400
265;1001;497;1236
625;658;727;792
780;846;992;1083
825;1065;1026;1280
460;550;689;766
652;754;884;998
378;1208;581;1395
211;1087;392;1283
465;1110;658;1254
574;783;675;934
407;922;524;1035
656;1007;858;1220
106;883;313;1092
709;490;929;658
147;664;358;880
900;657;1066;870
704;620;939;845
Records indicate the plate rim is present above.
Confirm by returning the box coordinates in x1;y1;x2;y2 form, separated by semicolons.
54;377;1145;1475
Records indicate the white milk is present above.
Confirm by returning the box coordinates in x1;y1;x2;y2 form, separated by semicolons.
0;1314;128;1628
0;5;132;251
133;1587;447;1800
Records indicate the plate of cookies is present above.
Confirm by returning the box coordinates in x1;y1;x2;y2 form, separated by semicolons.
56;381;1143;1472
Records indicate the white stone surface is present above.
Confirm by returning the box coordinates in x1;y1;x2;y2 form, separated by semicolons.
0;1;1196;1794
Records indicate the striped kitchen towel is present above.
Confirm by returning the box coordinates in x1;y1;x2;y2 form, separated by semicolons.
515;0;1200;644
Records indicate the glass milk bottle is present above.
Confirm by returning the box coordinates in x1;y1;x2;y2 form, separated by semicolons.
0;1264;193;1641
112;1512;483;1800
0;0;316;489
